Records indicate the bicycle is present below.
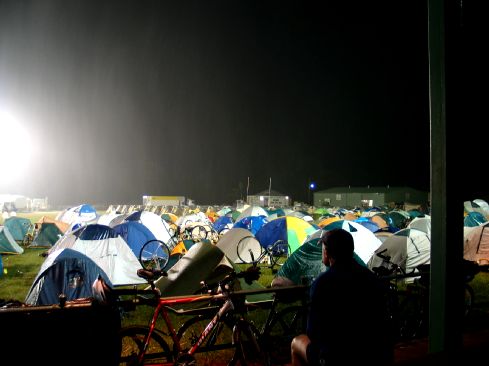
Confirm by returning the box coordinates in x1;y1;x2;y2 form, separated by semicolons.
371;249;406;342
256;285;309;365
167;223;219;247
236;237;291;273
176;275;310;366
118;239;265;366
372;250;477;341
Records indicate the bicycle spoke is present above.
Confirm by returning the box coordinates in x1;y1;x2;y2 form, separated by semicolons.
139;239;170;271
120;326;173;365
236;236;263;264
265;306;306;365
233;320;268;366
177;315;235;366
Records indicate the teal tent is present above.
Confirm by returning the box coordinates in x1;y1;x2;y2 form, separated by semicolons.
273;237;366;286
3;217;32;242
0;227;24;254
30;223;63;248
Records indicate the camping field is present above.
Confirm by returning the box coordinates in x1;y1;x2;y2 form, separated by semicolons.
2;211;489;339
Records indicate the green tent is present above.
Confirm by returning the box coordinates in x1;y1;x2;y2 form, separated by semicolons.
0;227;24;254
274;237;366;286
30;223;63;248
3;216;32;242
274;238;325;285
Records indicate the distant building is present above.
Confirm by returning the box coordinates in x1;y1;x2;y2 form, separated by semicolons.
0;194;28;212
31;197;49;211
247;190;291;207
313;186;429;208
142;195;187;206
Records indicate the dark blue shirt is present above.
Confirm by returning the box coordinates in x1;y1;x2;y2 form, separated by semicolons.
307;260;393;365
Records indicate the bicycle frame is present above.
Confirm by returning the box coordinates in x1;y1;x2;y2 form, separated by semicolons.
121;274;256;366
130;292;225;365
186;297;234;356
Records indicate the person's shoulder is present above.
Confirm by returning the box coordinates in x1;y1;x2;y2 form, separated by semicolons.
311;269;332;288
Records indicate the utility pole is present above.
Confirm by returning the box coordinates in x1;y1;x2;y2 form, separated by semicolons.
308;179;316;206
268;177;272;207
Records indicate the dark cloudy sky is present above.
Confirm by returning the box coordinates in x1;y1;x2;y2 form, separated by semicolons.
0;1;430;206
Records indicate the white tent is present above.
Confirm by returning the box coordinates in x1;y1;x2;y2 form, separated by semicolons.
464;222;489;265
367;227;430;275
54;236;145;286
97;212;125;227
56;204;98;226
235;206;268;223
216;228;262;263
127;211;173;246
318;220;383;264
407;216;431;237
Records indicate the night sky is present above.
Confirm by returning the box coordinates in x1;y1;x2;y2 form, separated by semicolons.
0;1;430;206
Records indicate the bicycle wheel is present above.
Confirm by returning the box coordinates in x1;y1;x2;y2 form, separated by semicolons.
139;239;170;271
265;305;307;365
176;314;235;365
232;319;268;366
268;240;291;268
190;225;209;242
236;236;263;264
119;326;173;365
398;286;426;340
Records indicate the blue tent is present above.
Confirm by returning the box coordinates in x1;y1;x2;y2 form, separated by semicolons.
464;212;487;227
25;248;112;306
233;215;268;235
113;221;157;258
212;216;234;233
78;224;117;240
355;219;381;233
125;210;143;222
79;204;97;214
255;216;316;254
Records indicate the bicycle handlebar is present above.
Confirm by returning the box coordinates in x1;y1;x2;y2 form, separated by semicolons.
236;266;261;285
376;248;391;261
137;268;168;281
210;266;262;295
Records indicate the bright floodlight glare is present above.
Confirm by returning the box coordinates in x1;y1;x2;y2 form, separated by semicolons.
0;110;32;185
309;182;316;190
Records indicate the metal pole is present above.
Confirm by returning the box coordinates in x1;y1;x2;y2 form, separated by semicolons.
246;177;250;204
268;177;272;206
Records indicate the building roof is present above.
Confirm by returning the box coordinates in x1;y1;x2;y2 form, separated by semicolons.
316;186;428;194
249;189;288;197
